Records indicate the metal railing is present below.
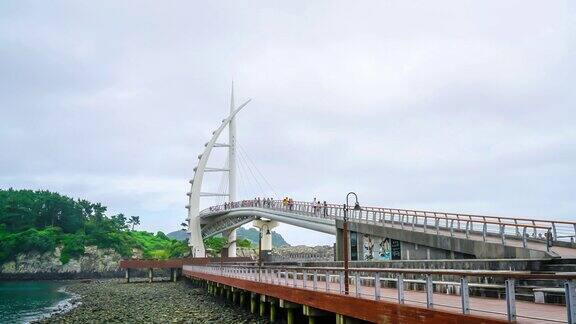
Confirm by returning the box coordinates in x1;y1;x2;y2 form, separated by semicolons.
200;199;576;248
184;263;576;323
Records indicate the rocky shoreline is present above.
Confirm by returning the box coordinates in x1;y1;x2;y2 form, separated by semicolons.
0;271;124;281
36;278;265;323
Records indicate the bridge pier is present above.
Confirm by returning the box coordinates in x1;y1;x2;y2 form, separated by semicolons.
225;286;231;301
239;290;246;307
125;268;130;283
303;305;331;324
280;299;301;324
253;219;279;261
148;268;153;283
259;295;267;317
336;314;360;324
269;298;278;322
250;292;258;314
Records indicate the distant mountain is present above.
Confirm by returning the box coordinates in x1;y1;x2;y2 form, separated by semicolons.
167;227;289;247
237;227;289;247
167;229;188;241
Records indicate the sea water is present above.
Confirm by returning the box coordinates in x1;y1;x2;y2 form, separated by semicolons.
0;281;72;323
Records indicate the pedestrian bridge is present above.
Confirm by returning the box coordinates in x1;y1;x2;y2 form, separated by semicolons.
198;199;576;260
185;87;576;260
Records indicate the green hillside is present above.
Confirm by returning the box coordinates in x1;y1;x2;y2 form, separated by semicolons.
0;189;189;263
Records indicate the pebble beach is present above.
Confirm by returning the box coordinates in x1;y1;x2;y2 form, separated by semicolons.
38;279;265;323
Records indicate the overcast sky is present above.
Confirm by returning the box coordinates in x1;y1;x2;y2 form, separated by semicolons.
1;1;575;246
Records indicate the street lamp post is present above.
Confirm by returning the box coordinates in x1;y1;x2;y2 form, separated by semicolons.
343;192;361;295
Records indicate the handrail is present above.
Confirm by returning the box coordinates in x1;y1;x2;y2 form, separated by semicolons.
199;199;572;246
184;263;576;323
200;263;576;280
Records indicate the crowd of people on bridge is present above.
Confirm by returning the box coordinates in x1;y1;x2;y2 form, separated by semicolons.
312;197;329;218
206;197;331;218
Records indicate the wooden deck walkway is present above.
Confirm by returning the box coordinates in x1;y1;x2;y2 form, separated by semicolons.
184;266;569;323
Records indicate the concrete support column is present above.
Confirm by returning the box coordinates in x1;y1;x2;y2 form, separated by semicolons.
125;268;130;283
148;268;153;283
336;314;360;324
303;305;330;324
240;291;246;307
259;295;269;317
225;229;237;257
231;288;237;303
226;286;231;302
253;219;279;261
280;299;300;324
335;228;344;261
269;299;278;323
218;284;224;297
250;292;258;314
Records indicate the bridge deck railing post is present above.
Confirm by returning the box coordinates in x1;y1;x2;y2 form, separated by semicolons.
374;272;381;300
566;280;576;324
397;274;405;304
505;278;516;322
425;274;433;309
339;272;344;294
313;270;318;290
355;272;360;297
460;276;470;315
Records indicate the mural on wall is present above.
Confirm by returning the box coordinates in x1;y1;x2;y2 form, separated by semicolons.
363;234;400;260
363;234;375;260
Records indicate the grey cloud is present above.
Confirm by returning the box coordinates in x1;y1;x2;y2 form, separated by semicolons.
1;1;575;244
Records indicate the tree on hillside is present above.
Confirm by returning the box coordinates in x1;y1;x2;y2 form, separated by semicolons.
128;215;140;230
0;189;191;263
111;213;128;230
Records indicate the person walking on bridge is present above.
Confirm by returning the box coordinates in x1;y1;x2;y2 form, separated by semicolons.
313;197;317;214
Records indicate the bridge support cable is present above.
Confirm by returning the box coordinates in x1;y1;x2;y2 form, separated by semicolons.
236;152;259;199
237;148;267;197
238;143;278;198
214;159;230;206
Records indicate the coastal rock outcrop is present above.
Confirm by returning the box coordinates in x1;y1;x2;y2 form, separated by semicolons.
0;246;126;279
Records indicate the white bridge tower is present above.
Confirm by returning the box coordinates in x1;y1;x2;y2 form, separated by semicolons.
186;84;249;257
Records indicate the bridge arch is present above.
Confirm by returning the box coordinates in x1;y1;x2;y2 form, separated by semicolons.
186;87;251;257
